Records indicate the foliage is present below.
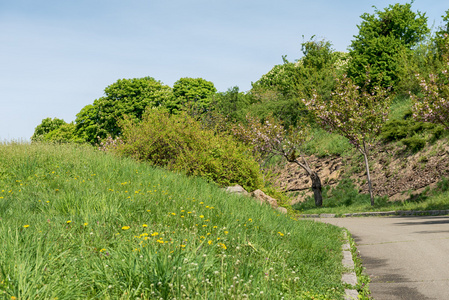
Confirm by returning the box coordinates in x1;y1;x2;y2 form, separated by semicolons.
230;114;310;162
305;75;391;205
411;40;449;130
348;2;429;89
31;117;66;141
75;77;173;144
208;86;253;123
111;109;262;192
169;77;217;114
250;38;341;128
42;123;85;143
434;10;449;55
293;178;388;210
305;75;391;149
230;114;324;206
0;142;346;299
401;136;426;152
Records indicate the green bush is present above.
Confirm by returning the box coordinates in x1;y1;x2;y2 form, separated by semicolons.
401;136;426;152
437;177;449;192
113;109;262;191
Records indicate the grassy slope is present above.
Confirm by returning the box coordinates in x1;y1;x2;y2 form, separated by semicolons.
0;143;345;299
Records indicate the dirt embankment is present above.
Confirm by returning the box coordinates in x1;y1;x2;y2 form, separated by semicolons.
273;139;449;205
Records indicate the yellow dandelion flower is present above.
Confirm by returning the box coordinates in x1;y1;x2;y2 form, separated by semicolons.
84;222;88;226
142;224;148;228
151;232;159;236
66;220;72;224
224;231;229;235
278;232;284;236
208;240;213;245
100;248;106;252
199;215;204;218
122;226;130;230
23;224;30;228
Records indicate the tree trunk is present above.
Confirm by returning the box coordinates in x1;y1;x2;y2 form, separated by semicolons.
310;171;323;207
362;143;374;206
289;155;323;207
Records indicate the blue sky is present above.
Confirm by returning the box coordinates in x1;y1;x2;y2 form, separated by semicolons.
1;0;448;141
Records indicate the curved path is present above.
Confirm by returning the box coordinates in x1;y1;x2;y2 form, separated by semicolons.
316;216;449;300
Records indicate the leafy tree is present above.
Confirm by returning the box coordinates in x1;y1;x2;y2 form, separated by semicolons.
31;117;66;141
209;86;253;123
411;39;449;130
43;123;84;143
75;77;172;144
435;10;449;55
348;2;429;89
250;38;342;128
231;114;323;207
168;77;217;114
305;75;391;205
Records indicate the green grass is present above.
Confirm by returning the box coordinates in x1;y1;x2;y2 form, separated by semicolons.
302;128;352;157
293;177;449;215
0;142;346;299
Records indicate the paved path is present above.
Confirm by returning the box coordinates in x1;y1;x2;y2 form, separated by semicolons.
316;216;449;300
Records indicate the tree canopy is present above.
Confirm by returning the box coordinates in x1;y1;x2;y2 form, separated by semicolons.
348;2;429;89
75;77;172;144
169;77;217;114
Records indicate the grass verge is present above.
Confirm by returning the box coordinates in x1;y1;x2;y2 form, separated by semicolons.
0;142;345;299
293;177;449;215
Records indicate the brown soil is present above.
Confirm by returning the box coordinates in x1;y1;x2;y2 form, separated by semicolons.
272;139;449;205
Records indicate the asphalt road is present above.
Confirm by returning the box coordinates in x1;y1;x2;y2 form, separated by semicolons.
316;216;449;300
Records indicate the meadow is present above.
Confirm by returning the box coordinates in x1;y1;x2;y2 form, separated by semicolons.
0;142;346;299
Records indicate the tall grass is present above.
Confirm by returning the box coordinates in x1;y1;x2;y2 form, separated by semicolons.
0;143;345;299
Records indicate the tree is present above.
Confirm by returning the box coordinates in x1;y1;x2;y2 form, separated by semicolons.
304;75;391;205
75;77;173;144
411;39;449;130
250;38;343;128
231;114;323;207
348;2;429;89
31;117;66;141
435;10;449;55
168;77;217;114
43;123;84;143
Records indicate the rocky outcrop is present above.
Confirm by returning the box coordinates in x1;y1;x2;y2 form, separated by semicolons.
272;139;449;204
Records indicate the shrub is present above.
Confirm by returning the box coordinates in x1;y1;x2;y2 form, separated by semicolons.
401;136;426;152
111;109;262;191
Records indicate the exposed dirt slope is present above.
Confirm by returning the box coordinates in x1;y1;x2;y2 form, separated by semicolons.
273;139;449;205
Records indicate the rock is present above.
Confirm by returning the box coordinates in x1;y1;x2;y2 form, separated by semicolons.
224;185;249;196
276;207;288;214
250;189;278;208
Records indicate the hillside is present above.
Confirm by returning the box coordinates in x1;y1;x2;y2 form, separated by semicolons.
0;142;346;299
274;137;449;205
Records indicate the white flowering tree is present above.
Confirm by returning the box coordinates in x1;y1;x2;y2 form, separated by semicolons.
411;40;449;130
231;114;324;207
304;75;391;206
